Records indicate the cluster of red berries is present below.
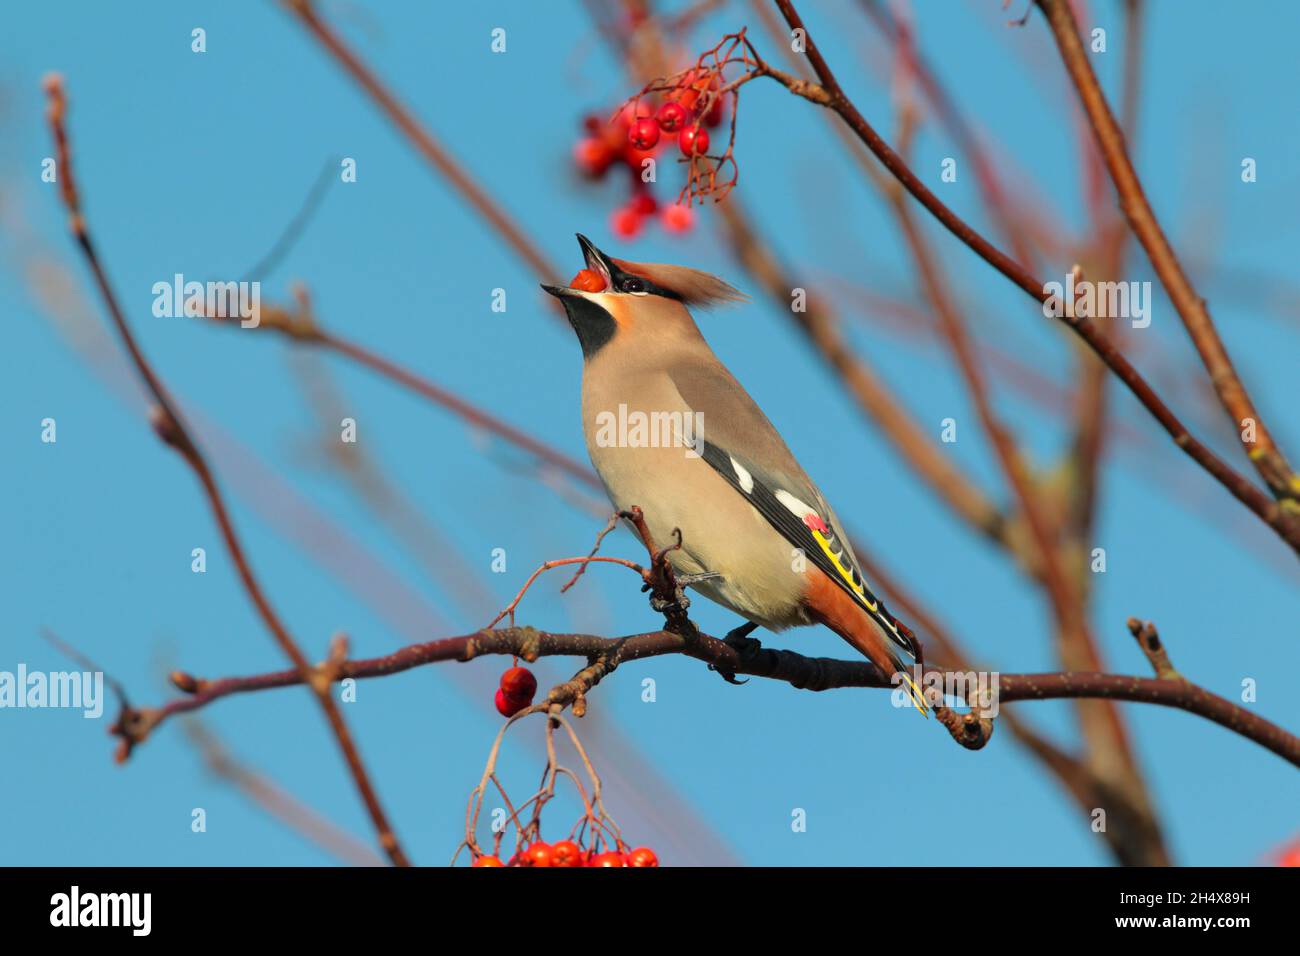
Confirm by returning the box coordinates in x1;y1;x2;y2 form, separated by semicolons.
473;840;659;868
493;665;537;718
572;70;728;240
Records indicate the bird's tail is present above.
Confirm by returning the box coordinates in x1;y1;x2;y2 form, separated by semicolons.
835;617;929;717
885;617;929;717
806;576;929;717
886;645;930;718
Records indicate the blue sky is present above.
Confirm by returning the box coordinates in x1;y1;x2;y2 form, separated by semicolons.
1;0;1297;866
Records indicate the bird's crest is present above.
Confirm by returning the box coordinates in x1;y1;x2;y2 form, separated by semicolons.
611;258;747;308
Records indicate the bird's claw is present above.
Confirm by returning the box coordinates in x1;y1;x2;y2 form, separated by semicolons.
649;589;690;614
711;667;748;685
647;570;722;614
710;621;760;685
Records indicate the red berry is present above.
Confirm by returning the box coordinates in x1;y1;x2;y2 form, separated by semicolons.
500;666;537;701
632;192;658;216
472;854;504;867
494;688;529;718
551;840;584;867
610;205;644;240
660;204;694;234
656;101;689;133
669;70;703;111
628;116;660;151
615;100;653;129
573;137;615;178
678;125;709;157
626;846;659;867
589;851;625;867
703;92;726;128
600;122;627;152
569;268;606;293
517;842;553;867
622;142;657;171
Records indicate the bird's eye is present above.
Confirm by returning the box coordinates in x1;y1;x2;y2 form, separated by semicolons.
621;277;647;295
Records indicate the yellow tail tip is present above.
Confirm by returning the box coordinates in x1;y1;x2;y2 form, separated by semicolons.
899;671;930;718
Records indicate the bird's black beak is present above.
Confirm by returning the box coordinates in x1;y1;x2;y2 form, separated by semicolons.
542;234;621;357
540;233;618;299
576;233;617;285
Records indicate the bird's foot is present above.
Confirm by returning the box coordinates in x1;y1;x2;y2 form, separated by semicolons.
647;587;690;615
710;621;759;685
646;570;721;615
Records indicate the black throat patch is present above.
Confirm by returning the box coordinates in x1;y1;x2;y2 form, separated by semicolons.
559;295;617;358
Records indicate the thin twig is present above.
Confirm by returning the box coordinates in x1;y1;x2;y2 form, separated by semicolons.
762;0;1300;554
280;0;560;282
210;303;601;492
854;0;1041;272
43;75;410;867
183;720;386;867
1034;0;1300;507
241;155;338;282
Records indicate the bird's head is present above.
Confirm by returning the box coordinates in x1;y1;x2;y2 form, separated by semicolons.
542;233;744;358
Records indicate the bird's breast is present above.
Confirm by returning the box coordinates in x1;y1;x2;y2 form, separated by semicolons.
579;374;810;629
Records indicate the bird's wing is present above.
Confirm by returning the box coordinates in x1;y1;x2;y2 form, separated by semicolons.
666;360;920;663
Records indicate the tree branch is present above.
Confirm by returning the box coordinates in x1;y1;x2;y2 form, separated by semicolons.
714;197;1013;551
1034;0;1300;507
279;0;559;282
762;0;1300;555
215;301;602;493
44;75;410;867
116;623;1300;770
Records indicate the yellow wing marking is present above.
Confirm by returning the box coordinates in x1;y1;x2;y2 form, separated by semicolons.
812;529;929;719
811;529;877;612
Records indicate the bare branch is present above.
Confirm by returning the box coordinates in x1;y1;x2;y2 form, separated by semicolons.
112;623;1300;770
279;0;559;282
43;75;410;867
1035;0;1300;507
760;0;1300;555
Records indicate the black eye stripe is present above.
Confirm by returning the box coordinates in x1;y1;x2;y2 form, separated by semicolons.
608;268;683;301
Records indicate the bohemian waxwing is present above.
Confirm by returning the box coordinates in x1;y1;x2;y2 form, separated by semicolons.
542;234;927;714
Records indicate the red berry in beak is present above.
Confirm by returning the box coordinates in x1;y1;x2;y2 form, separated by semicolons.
570;268;606;293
